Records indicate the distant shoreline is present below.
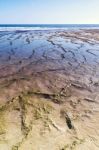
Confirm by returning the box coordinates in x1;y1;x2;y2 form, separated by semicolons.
0;24;99;31
0;24;99;27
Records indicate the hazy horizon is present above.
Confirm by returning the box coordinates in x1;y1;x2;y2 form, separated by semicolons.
0;23;99;25
0;0;99;24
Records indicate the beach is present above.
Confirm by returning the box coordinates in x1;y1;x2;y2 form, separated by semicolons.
0;28;99;149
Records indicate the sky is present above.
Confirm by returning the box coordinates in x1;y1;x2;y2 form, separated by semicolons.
0;0;99;24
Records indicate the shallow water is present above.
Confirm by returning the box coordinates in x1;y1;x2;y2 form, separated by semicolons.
0;29;99;150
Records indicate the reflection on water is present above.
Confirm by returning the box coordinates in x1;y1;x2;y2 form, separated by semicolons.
0;29;99;150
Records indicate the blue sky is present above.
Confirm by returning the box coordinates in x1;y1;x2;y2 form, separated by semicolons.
0;0;99;24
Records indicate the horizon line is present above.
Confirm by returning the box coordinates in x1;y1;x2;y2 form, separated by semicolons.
0;23;99;25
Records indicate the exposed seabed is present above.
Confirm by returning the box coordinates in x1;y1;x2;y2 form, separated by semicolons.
0;29;99;150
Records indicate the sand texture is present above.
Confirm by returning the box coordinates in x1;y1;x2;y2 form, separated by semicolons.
0;29;99;150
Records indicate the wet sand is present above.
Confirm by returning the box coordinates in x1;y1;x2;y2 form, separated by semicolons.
0;29;99;150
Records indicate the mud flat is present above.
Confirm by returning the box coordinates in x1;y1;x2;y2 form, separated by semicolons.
0;29;99;150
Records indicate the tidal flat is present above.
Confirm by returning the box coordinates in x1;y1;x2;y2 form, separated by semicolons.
0;29;99;150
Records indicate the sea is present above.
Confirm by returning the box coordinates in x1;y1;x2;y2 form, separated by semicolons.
0;24;99;31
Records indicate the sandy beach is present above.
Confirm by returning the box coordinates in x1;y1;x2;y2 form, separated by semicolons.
0;29;99;150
